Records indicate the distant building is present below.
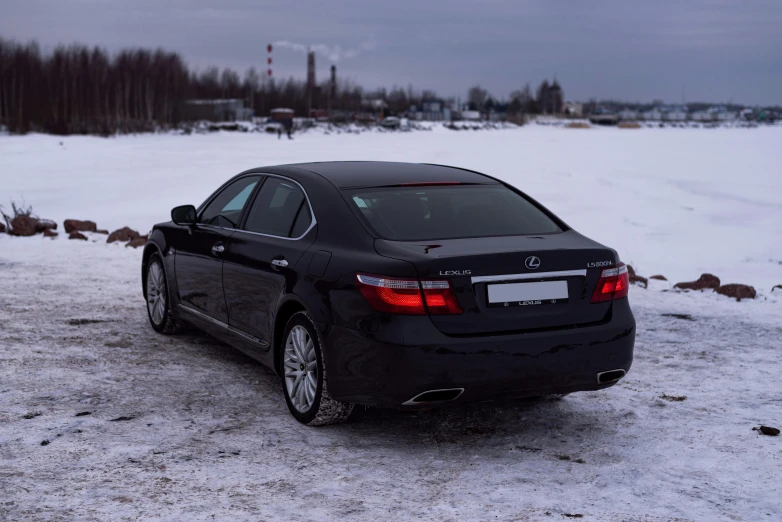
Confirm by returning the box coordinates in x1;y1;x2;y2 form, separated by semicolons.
712;106;737;121
588;107;618;125
617;108;638;121
181;99;253;122
269;108;295;121
562;101;583;117
408;99;448;121
361;98;388;119
640;108;662;121
689;110;712;122
690;106;736;122
662;106;688;121
537;79;564;115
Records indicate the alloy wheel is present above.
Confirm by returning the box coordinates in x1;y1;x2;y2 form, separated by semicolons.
283;325;318;412
146;262;167;326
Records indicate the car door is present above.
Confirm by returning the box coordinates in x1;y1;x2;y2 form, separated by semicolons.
222;175;317;348
172;175;261;325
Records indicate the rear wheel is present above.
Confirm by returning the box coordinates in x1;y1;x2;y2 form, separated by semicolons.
145;253;182;334
280;312;354;425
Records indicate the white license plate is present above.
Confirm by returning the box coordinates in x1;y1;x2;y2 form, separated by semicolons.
487;280;569;306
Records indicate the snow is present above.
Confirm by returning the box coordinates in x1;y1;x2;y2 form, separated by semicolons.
1;125;780;289
0;237;780;521
1;126;781;520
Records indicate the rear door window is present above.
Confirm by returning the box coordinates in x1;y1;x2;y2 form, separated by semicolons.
244;177;312;238
349;184;562;240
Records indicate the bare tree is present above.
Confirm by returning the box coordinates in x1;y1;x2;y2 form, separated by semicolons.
0;36;447;134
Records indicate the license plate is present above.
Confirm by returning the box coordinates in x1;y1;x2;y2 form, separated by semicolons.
487;280;569;307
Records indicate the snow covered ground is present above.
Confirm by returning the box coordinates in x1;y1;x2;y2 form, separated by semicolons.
1;125;780;289
1;126;781;521
1;238;780;521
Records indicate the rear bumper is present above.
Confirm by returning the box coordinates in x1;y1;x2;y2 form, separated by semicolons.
323;302;635;408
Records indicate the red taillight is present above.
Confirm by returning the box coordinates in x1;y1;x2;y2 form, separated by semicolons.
420;280;463;315
356;274;462;315
590;263;630;303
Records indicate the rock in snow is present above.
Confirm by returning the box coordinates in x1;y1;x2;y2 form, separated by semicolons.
35;219;58;232
674;273;721;291
68;231;88;241
125;236;148;248
64;219;97;234
107;226;140;244
649;275;668;281
716;284;756;301
753;426;780;436
43;229;58;238
626;265;648;288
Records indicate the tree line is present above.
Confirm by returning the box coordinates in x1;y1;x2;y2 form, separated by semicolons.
0;37;558;135
0;38;455;135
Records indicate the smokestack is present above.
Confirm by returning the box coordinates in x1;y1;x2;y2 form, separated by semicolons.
306;50;316;117
307;51;316;91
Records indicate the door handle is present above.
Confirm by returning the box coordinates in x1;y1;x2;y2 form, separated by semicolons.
271;258;288;268
211;243;225;254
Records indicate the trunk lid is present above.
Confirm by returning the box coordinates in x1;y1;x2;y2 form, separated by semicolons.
374;231;617;335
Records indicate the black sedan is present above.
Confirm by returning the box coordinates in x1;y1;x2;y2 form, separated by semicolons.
142;162;635;425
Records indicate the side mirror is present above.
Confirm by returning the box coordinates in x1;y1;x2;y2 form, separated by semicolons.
171;205;197;226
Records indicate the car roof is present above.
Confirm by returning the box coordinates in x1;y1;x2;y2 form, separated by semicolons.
277;161;496;189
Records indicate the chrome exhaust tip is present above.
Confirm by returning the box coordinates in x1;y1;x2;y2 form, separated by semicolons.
402;388;464;406
597;369;626;384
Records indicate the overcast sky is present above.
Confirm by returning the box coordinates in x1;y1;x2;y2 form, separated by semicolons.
3;0;781;105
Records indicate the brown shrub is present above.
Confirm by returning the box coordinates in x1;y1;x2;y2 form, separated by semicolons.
9;216;39;236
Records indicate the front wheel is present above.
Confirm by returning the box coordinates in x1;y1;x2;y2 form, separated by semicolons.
145;253;182;334
280;312;354;425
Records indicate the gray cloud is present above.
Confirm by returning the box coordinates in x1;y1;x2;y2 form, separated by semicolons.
2;0;781;104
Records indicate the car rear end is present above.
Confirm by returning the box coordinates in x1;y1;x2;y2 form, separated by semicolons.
322;178;635;408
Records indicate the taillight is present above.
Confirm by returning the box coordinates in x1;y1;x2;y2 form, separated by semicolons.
356;274;462;315
420;280;463;315
590;263;629;303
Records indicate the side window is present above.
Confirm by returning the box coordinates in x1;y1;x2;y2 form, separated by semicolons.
244;177;313;238
199;176;260;228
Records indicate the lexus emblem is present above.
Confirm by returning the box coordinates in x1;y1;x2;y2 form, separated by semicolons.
525;256;541;270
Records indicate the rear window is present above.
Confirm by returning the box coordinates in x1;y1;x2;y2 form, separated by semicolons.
348;184;562;240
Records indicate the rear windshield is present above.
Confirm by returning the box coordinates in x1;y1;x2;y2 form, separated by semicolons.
348;184;563;240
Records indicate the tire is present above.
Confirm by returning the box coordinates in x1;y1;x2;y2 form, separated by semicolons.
145;253;183;334
280;311;354;426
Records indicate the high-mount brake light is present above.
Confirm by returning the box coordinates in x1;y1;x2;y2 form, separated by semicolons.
356;274;462;315
590;263;629;303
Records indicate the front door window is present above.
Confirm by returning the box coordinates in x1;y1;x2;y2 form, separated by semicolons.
200;176;261;228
